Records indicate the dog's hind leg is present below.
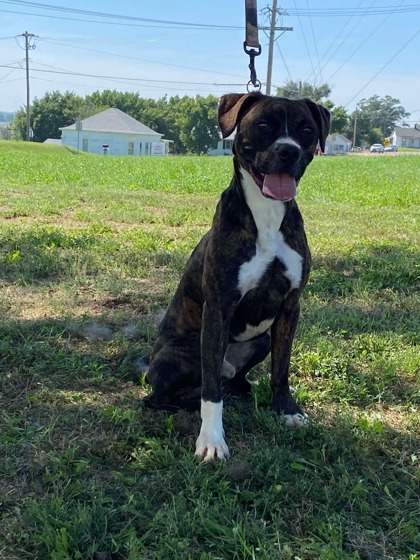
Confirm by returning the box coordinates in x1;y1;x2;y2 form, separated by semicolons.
145;334;202;411
223;333;271;395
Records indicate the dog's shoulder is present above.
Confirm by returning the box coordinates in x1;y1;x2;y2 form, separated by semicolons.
212;176;257;234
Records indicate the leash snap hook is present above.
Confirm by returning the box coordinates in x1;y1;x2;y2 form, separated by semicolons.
243;42;262;92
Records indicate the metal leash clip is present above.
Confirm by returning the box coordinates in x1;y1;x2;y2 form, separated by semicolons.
244;42;262;92
244;0;262;91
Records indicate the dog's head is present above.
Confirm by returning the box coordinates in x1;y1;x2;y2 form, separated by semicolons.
218;92;331;201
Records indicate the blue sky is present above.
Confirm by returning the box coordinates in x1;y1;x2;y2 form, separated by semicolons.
1;0;419;121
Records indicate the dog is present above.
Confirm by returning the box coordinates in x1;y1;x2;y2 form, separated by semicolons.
145;92;331;461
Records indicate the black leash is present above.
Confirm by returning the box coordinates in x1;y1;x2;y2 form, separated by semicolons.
244;0;262;91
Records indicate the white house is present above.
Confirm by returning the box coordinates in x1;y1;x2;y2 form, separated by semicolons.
208;132;235;156
43;138;62;146
324;133;352;155
390;126;420;149
59;108;171;156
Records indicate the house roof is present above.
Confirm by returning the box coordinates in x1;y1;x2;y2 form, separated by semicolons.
392;126;420;138
326;133;352;143
43;138;62;145
60;108;160;135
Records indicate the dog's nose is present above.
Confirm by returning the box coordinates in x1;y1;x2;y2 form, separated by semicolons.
277;143;301;164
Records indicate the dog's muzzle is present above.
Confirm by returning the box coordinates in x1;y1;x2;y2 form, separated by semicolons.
251;141;303;202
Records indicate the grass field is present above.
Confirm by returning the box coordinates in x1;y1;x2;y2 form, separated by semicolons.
0;140;419;560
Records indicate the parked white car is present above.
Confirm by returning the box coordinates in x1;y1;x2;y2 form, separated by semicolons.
370;143;384;153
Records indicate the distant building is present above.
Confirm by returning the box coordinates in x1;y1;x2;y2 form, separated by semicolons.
43;138;62;146
59;108;171;156
207;132;235;156
324;133;352;155
390;126;420;149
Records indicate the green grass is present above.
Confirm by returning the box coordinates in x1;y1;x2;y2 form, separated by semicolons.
0;140;419;559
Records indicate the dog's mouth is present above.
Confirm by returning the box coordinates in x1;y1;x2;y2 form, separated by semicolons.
250;167;297;201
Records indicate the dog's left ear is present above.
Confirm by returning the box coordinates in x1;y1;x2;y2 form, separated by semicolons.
218;92;264;138
302;99;331;153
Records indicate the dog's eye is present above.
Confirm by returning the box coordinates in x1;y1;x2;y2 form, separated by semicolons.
257;122;271;130
303;126;313;134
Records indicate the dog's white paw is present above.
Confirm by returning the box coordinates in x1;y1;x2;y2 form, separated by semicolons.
284;412;309;428
195;400;229;461
195;433;230;462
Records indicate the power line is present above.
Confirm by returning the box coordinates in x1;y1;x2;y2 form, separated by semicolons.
0;63;246;87
305;0;322;83
30;75;229;94
325;0;406;85
305;0;364;84
0;60;23;81
31;60;244;91
4;0;420;22
275;42;293;83
0;1;243;29
39;38;247;80
306;0;375;84
0;7;243;30
286;5;420;16
345;28;420;107
293;0;316;83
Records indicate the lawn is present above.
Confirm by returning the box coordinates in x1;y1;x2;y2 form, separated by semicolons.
0;141;419;560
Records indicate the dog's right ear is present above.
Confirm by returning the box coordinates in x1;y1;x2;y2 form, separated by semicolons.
218;92;264;138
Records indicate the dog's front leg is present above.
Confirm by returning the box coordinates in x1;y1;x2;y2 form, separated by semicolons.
271;291;308;428
195;302;230;461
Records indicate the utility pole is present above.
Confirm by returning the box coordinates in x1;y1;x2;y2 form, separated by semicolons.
19;31;38;141
265;0;278;96
260;2;293;95
353;108;358;148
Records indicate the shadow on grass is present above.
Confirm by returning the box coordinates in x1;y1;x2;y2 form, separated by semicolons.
0;270;418;558
0;227;187;284
0;313;418;559
0;315;150;407
1;229;418;291
310;242;419;297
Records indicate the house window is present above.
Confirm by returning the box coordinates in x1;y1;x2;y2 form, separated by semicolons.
223;140;233;150
82;138;88;152
128;141;134;155
145;142;150;155
402;138;407;146
139;142;142;155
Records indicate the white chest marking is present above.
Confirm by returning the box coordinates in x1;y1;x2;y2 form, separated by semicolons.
233;318;274;342
237;168;303;297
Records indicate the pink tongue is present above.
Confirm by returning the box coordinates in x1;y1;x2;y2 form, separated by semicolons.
262;173;297;201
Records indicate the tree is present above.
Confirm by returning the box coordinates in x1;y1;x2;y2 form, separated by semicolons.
12;90;85;141
330;105;351;135
138;96;181;152
353;95;410;142
366;127;384;146
175;95;219;155
276;80;332;103
85;89;147;120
